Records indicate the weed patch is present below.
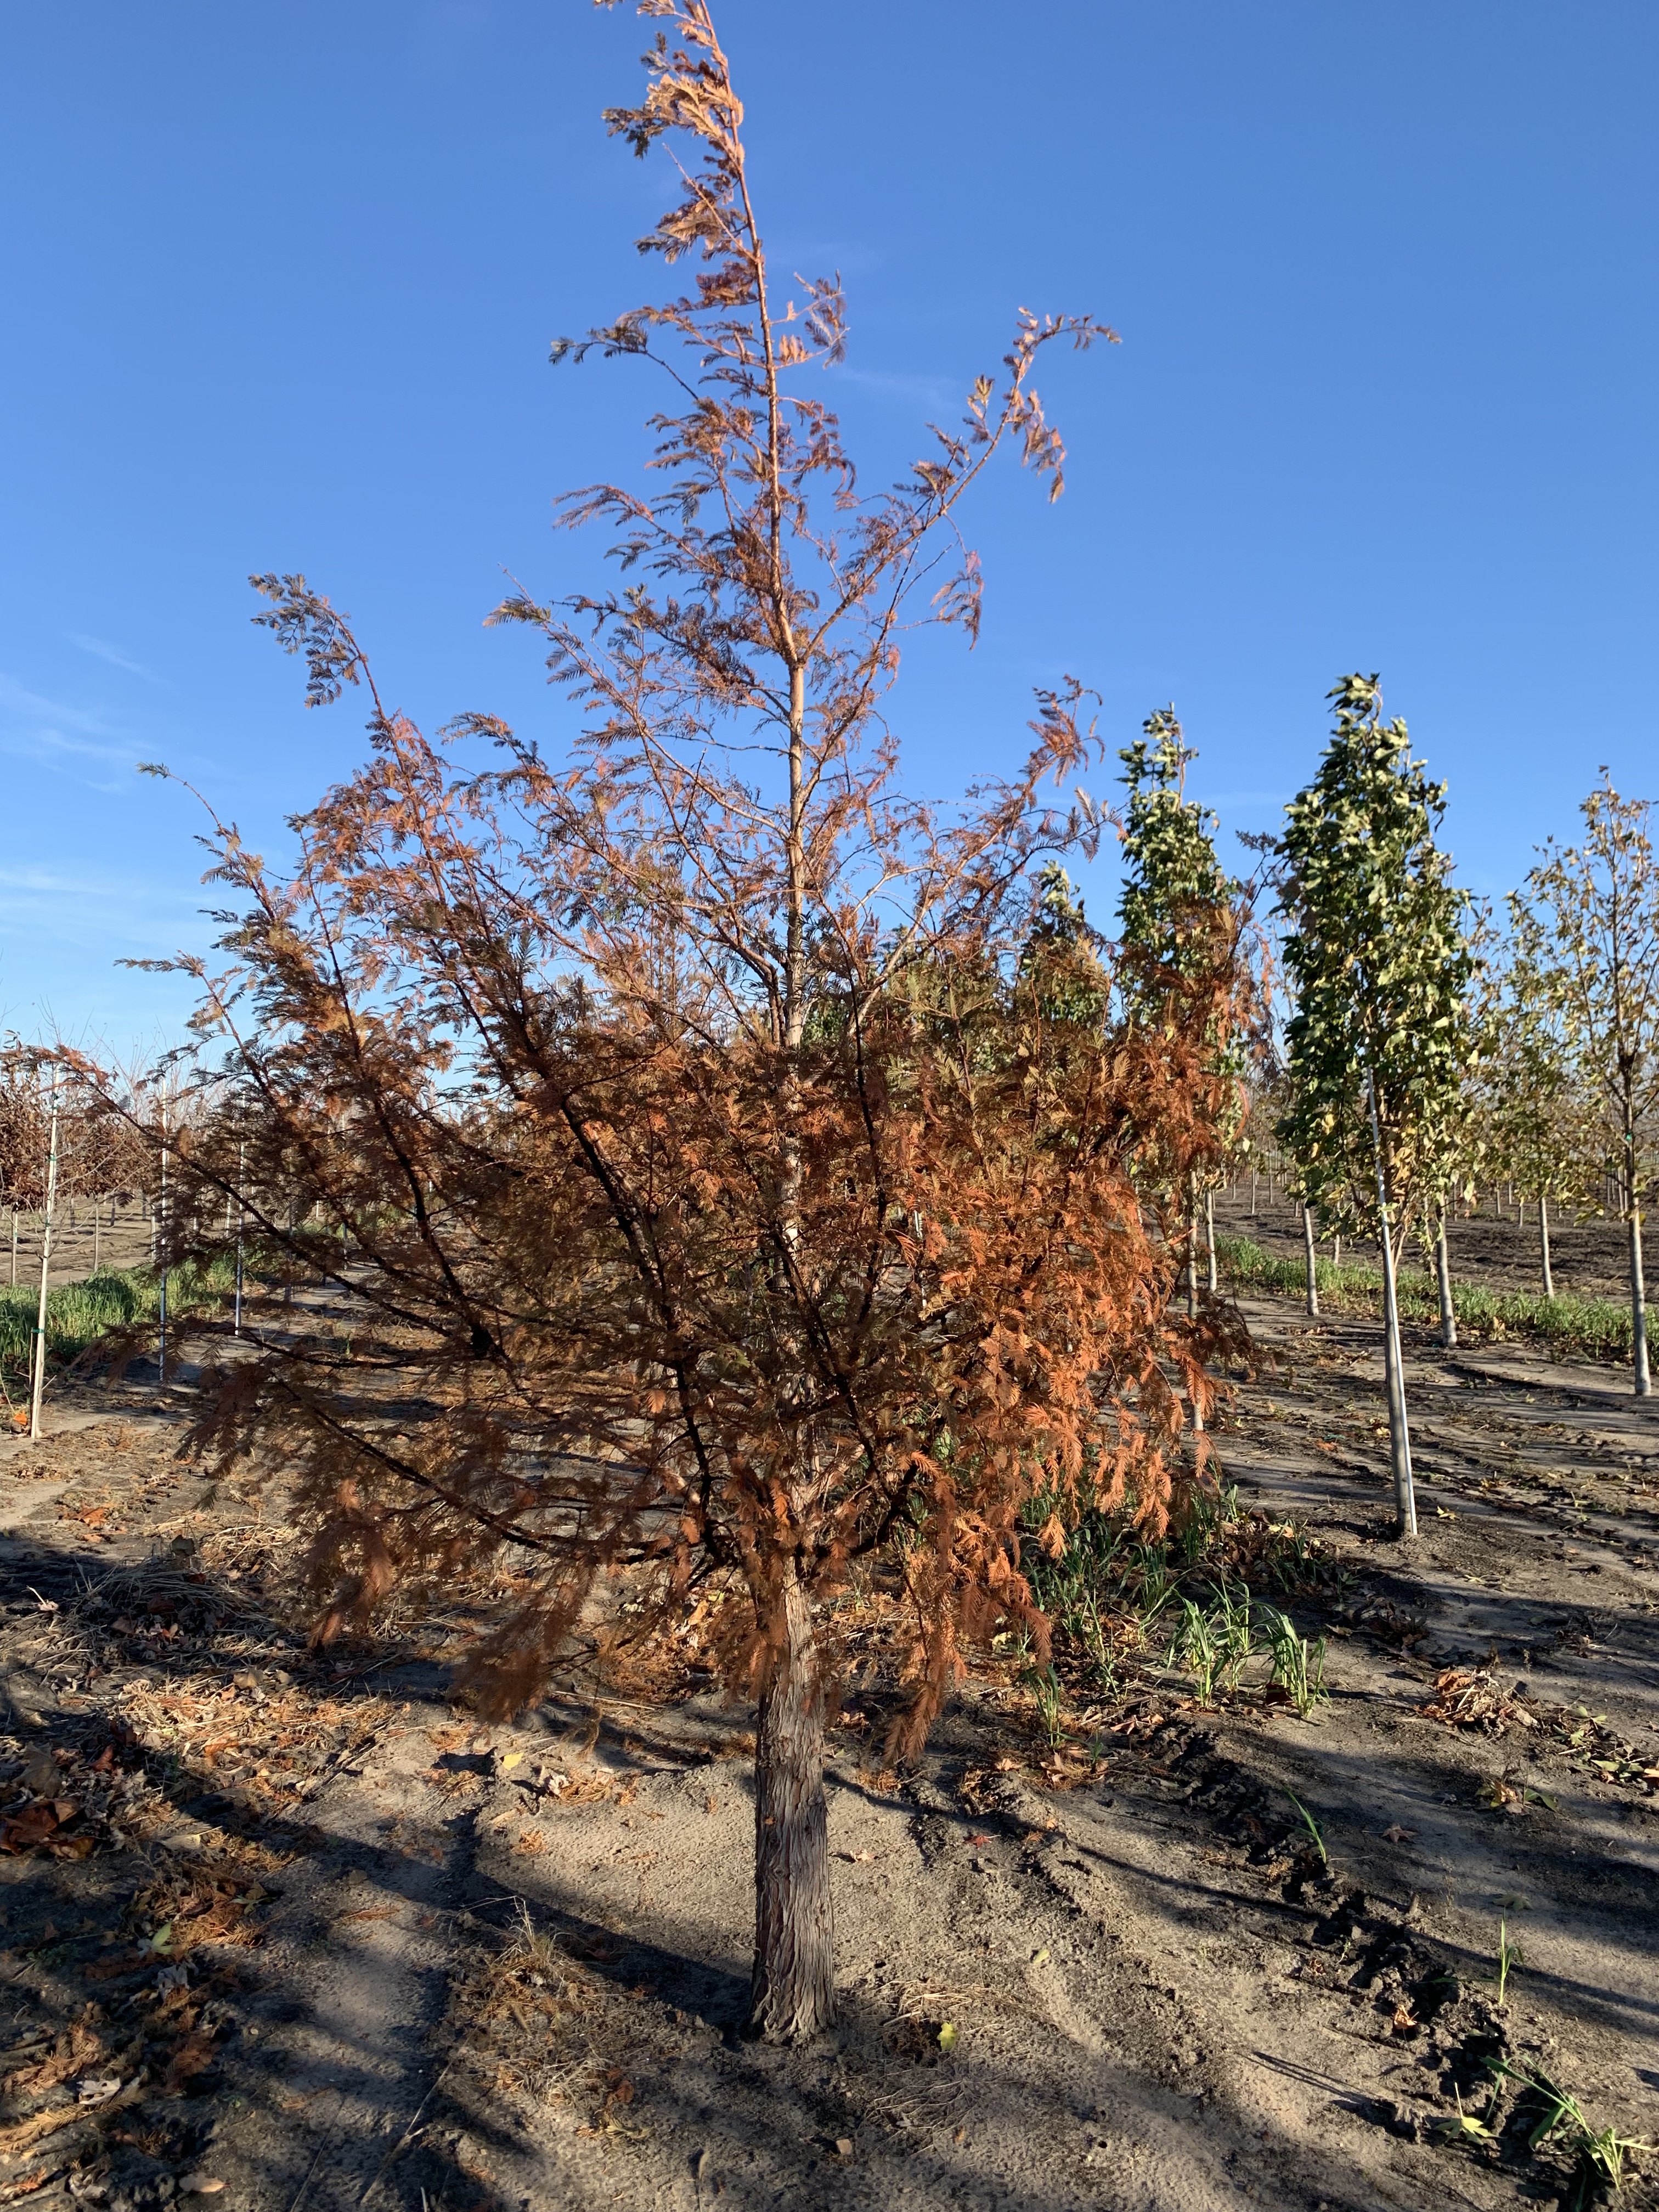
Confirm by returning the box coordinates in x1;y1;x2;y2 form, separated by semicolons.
0;1255;236;1390
1217;1233;1633;1363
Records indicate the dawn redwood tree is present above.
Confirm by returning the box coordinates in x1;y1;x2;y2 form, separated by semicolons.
1277;676;1477;1533
1514;776;1659;1395
106;2;1251;2042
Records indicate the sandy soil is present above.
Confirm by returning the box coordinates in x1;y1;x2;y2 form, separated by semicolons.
1;1292;1656;2211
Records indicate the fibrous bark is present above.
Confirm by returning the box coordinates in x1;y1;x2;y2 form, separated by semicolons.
751;1569;834;2042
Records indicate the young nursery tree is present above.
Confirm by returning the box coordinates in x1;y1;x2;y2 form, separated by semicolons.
1479;917;1589;1300
1115;711;1250;1317
1277;676;1477;1533
109;2;1251;2043
1514;776;1659;1395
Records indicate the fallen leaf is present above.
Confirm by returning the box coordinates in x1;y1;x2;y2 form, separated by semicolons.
0;2168;54;2203
0;1804;60;1854
936;2022;958;2055
1382;1825;1417;1844
163;2033;216;2095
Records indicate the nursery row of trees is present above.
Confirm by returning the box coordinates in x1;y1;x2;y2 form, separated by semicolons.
1268;713;1659;1395
0;1062;153;1223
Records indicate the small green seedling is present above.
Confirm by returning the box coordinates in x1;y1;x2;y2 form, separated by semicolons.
1578;2122;1655;2195
1284;1790;1328;1867
1434;2086;1494;2143
1166;1598;1221;1706
1025;1662;1065;1752
1486;2059;1655;2203
1260;1605;1328;1718
1494;1918;1523;2008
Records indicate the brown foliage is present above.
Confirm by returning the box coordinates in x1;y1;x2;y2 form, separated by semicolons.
83;2;1256;2036
0;1057;151;1211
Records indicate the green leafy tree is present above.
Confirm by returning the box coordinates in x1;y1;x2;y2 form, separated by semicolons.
1513;776;1659;1395
1277;675;1477;1530
1116;710;1249;1319
1117;710;1232;989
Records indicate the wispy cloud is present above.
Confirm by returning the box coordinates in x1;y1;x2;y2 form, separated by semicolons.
0;673;139;791
66;633;166;685
0;864;206;963
838;365;961;414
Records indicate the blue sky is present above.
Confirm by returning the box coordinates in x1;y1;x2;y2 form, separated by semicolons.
2;1;1655;1048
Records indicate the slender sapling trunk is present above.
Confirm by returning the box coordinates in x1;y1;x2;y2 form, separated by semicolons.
1205;1188;1217;1295
1539;1188;1554;1300
29;1088;60;1442
1629;1207;1650;1398
234;1141;245;1337
1435;1208;1457;1350
750;1567;835;2042
1302;1203;1319;1318
157;1094;169;1389
1365;1073;1417;1536
1184;1173;1199;1321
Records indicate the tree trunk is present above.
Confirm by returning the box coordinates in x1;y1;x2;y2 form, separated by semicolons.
1184;1174;1199;1321
157;1094;170;1389
1205;1188;1217;1296
751;1567;834;2042
1379;1223;1417;1533
29;1089;60;1442
1435;1209;1457;1350
1539;1188;1553;1300
1630;1206;1650;1398
1364;1074;1416;1536
1302;1204;1319;1318
1333;1233;1341;1270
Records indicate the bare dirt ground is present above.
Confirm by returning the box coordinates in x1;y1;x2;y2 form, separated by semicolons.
2;1285;1657;2211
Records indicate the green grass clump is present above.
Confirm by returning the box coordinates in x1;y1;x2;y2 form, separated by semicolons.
0;1255;236;1388
1018;1481;1329;1706
1215;1233;1633;1364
